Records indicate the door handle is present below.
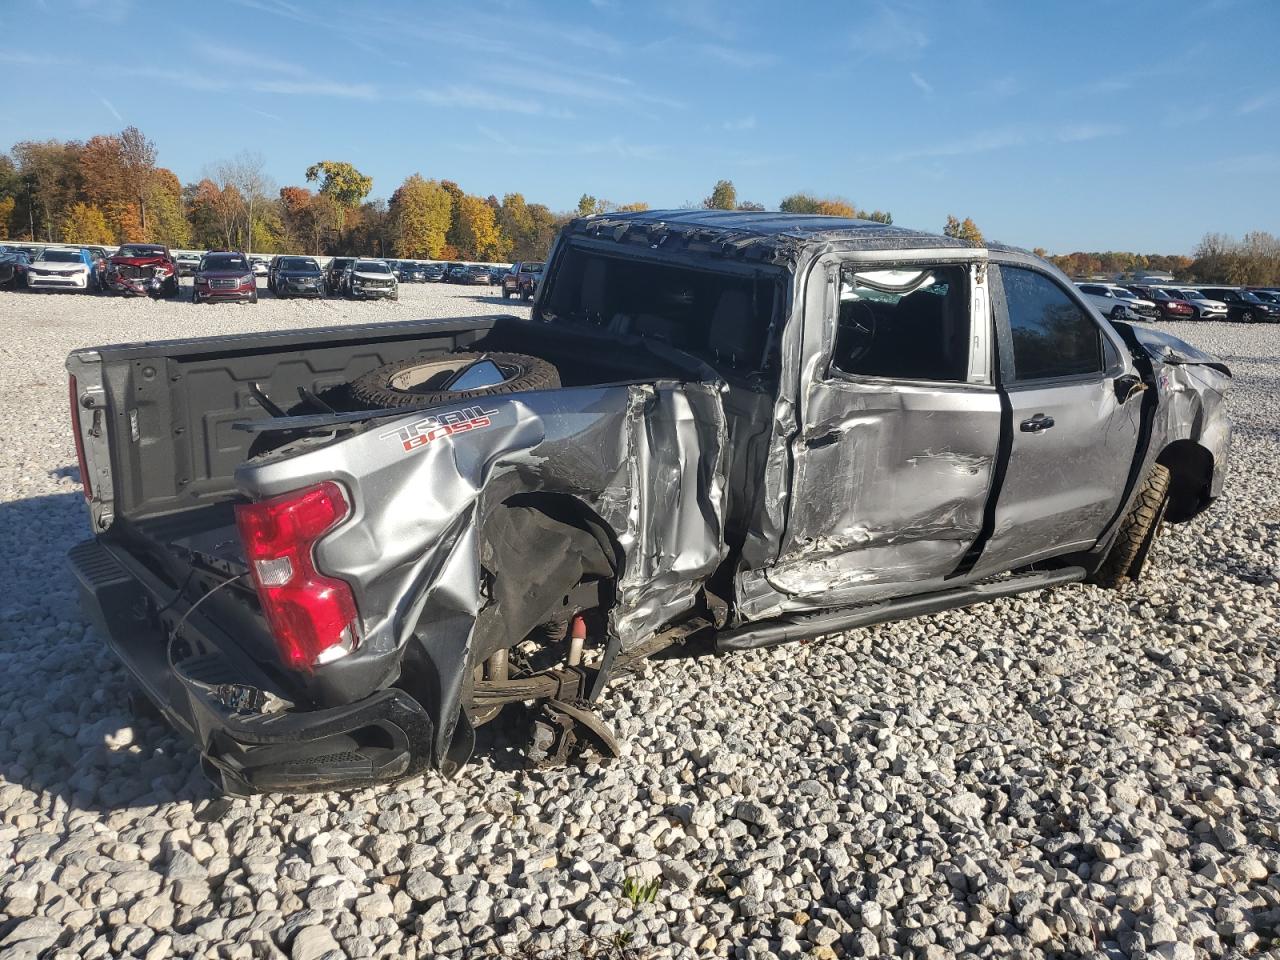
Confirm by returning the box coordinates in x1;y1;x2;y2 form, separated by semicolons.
1019;414;1055;433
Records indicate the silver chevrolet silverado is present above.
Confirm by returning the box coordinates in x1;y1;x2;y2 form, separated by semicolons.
66;211;1231;794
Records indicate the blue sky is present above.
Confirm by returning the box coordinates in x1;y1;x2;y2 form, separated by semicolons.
2;0;1277;252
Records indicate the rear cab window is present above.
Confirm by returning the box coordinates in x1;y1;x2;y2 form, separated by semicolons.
541;243;783;377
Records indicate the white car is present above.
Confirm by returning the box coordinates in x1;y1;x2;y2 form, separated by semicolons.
1162;287;1229;320
250;258;270;277
1075;282;1159;321
347;259;399;300
27;247;94;291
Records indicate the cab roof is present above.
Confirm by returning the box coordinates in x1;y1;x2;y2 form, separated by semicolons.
563;209;1020;264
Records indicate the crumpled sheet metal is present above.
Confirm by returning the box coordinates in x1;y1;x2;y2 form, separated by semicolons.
236;380;727;716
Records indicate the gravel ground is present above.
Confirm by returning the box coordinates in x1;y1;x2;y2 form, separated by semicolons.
0;284;1276;960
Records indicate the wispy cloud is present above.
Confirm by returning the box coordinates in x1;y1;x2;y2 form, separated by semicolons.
910;71;933;95
118;66;229;91
251;107;283;122
697;43;776;68
98;96;123;123
851;2;930;58
417;87;572;119
1055;123;1125;143
196;42;310;78
723;115;756;131
468;126;660;161
891;128;1027;162
251;79;377;98
0;50;70;66
1237;89;1278;115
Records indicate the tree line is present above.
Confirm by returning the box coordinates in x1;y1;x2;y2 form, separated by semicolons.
4;125;1273;282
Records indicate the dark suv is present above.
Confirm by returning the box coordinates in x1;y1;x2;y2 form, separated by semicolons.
272;256;327;299
325;258;355;296
1197;287;1280;323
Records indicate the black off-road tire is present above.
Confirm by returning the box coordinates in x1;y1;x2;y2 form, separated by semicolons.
1090;463;1171;588
350;350;560;409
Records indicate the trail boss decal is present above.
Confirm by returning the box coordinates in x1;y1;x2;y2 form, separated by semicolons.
380;405;500;453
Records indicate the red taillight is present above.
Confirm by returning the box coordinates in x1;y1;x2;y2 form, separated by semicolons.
68;376;92;501
234;481;360;671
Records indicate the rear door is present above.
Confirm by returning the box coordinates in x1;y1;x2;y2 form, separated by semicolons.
753;250;1002;612
969;261;1143;576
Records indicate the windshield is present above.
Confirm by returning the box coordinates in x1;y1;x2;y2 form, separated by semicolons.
355;260;390;273
202;254;248;271
117;245;165;258
1182;290;1208;301
280;257;318;271
1236;290;1262;303
521;262;545;274
41;250;83;263
1111;288;1137;300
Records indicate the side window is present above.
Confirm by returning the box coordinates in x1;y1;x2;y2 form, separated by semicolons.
832;264;971;382
1001;267;1105;381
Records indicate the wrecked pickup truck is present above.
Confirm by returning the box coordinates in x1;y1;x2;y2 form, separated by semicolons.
66;211;1231;794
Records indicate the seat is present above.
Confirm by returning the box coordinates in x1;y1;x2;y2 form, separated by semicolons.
707;288;760;369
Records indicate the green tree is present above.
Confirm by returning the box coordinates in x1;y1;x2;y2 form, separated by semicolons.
736;200;765;212
305;160;373;240
703;179;737;210
12;139;85;240
60;202;114;244
943;215;984;246
390;175;453;259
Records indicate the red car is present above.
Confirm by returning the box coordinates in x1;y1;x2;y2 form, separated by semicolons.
192;251;257;304
1129;286;1195;321
106;243;180;297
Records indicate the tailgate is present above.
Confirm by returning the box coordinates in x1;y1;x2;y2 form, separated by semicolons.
66;317;495;530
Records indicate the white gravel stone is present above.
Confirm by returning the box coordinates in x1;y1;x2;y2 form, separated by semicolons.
0;294;1277;957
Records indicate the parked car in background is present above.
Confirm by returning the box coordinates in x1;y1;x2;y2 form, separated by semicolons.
1162;288;1228;320
272;256;326;299
325;257;355;296
347;259;398;300
445;262;468;283
106;243;180;297
1197;287;1280;323
250;256;270;278
193;251;257;304
1248;288;1280;304
400;262;427;283
423;263;445;282
84;246;110;289
503;261;544;300
461;264;492;285
175;252;201;276
1135;287;1196;321
27;247;96;292
0;249;33;288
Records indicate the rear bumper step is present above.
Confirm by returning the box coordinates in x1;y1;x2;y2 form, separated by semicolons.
715;567;1087;653
68;539;434;794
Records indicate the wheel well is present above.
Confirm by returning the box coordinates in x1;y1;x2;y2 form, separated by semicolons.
1156;440;1214;523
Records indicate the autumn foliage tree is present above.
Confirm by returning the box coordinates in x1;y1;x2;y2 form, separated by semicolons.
306;160;372;242
943;214;984;246
704;179;737;210
60;202;114;245
452;194;502;260
390;175;452;259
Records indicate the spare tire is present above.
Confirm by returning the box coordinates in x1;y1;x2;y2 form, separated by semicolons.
350;350;560;409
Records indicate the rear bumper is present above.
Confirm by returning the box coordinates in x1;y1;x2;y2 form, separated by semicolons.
68;538;434;794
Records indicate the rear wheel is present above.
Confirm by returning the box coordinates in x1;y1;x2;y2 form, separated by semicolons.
350;350;560;409
1090;464;1171;587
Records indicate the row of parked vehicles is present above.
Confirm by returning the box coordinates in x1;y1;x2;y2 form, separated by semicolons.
1074;280;1280;323
2;242;545;304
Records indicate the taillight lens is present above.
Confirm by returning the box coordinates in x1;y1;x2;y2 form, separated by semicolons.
68;376;92;501
234;481;360;671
